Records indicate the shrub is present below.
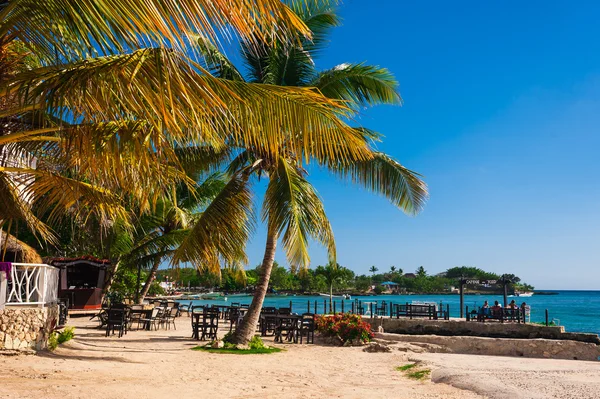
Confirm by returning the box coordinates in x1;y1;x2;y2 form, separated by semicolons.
248;335;266;350
47;332;58;351
315;313;374;344
57;327;75;344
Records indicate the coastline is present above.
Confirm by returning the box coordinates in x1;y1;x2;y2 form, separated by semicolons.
2;317;599;399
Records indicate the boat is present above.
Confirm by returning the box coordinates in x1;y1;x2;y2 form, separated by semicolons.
200;292;225;300
318;293;351;299
516;292;534;297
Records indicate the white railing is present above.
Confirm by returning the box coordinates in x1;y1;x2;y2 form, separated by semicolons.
3;263;59;307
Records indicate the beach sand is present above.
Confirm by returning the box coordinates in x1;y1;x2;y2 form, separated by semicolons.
1;316;599;399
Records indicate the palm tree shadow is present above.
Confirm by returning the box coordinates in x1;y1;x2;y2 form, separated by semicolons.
37;349;140;363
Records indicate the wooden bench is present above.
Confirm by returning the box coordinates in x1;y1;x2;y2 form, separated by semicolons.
467;307;523;323
393;303;438;320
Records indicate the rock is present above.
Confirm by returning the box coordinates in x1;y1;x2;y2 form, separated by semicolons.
210;340;224;349
4;335;13;350
363;342;391;353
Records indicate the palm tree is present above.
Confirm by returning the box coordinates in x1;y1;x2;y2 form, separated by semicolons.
0;0;365;247
176;1;428;344
416;266;427;278
370;266;379;276
315;262;352;312
120;173;226;303
390;266;397;273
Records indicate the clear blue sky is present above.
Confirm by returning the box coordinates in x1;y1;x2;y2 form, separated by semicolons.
243;0;600;289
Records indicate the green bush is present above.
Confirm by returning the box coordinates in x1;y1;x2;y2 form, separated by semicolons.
57;327;75;344
248;335;266;350
47;327;76;351
47;332;58;351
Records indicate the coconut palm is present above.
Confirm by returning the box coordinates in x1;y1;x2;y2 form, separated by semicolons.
0;0;368;247
175;0;428;344
315;262;353;312
121;173;226;303
369;266;379;276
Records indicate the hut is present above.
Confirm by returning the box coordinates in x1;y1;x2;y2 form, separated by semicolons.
49;256;110;310
0;230;42;263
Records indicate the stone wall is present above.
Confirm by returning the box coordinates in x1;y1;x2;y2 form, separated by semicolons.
376;332;600;361
363;317;600;345
0;305;59;351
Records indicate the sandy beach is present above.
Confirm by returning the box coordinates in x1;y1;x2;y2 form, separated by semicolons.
1;317;599;399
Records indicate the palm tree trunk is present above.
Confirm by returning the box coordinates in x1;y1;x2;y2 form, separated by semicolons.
138;259;161;304
329;283;333;313
231;225;278;345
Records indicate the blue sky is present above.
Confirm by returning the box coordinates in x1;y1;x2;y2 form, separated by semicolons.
242;1;600;289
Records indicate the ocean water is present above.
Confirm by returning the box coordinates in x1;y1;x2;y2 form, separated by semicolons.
186;291;600;334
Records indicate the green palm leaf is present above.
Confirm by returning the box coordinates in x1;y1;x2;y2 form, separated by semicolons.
172;169;254;274
312;63;403;108
0;0;312;61
331;152;428;216
263;157;335;270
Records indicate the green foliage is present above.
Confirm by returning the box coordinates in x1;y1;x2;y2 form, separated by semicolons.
396;363;418;371
315;263;355;292
191;346;282;355
373;285;384;295
354;275;372;292
396;362;430;380
105;290;124;306
47;332;58;351
445;266;499;280
57;327;75;344
407;369;431;380
248;335;267;350
47;327;75;351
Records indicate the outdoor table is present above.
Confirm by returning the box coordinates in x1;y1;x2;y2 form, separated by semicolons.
274;314;301;343
133;309;155;331
260;313;278;336
211;305;230;319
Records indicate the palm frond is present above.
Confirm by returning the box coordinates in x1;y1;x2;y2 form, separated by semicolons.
195;36;245;81
4;48;371;164
263;157;335;271
172;169;254;275
0;171;54;242
312;63;402;108
8;167;132;229
330;152;428;216
0;0;312;62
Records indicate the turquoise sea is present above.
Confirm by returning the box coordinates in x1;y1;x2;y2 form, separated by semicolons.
188;290;600;334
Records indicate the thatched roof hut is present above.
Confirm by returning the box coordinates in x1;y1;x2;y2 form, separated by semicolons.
0;230;42;263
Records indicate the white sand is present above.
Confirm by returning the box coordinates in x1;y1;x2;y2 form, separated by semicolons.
1;316;599;399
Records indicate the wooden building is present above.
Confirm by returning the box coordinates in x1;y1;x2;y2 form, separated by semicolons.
49;256;110;310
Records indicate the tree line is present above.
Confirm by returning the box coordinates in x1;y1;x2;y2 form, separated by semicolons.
158;263;534;295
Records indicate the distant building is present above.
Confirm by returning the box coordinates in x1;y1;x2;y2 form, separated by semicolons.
403;273;417;279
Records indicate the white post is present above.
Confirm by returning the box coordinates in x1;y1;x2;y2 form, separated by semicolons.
38;266;47;308
0;271;6;310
